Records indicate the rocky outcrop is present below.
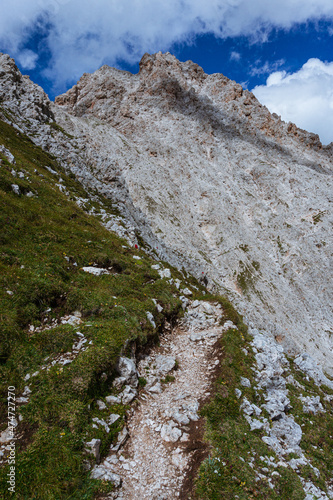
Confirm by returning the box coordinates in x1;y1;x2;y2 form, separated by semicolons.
0;53;54;125
0;51;332;376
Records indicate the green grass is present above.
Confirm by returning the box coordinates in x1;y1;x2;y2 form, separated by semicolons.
191;296;333;499
194;302;306;500
161;374;175;384
236;260;261;296
0;119;190;498
49;122;75;140
286;360;333;492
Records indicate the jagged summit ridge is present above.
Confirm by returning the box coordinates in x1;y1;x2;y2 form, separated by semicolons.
0;51;332;374
55;51;329;153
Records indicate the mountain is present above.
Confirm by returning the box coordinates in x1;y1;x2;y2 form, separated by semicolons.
4;50;331;372
0;51;332;499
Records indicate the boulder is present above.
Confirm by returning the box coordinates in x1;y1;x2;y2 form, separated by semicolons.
91;465;121;487
85;438;101;462
117;357;138;388
120;385;137;404
160;422;182;442
154;355;176;375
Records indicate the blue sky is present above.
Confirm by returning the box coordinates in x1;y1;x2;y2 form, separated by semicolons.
1;1;333;144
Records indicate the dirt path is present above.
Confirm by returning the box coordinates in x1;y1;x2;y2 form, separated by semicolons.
100;300;233;499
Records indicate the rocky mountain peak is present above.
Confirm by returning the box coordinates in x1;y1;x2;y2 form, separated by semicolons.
54;52;327;154
0;53;54;124
139;51;206;82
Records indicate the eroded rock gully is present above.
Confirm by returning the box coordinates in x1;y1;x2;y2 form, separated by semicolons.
93;301;229;499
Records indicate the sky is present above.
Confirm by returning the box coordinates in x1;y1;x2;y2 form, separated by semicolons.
0;1;333;144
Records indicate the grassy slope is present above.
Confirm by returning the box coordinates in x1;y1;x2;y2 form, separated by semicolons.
0;119;192;498
194;297;333;499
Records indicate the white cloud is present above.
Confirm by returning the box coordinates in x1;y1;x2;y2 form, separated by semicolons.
0;0;333;93
230;51;241;61
252;58;333;145
16;49;38;70
250;59;285;77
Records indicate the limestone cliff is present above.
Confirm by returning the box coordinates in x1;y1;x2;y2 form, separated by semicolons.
1;51;332;374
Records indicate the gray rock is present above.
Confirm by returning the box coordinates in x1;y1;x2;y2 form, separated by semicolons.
154;355;176;375
262;390;290;420
182;401;199;413
22;386;31;396
235;388;242;399
148;382;162;394
120;385;137;404
158;268;171;279
182;401;200;421
289;456;308;470
160;423;182;442
16;397;29;404
113;377;127;390
245;416;265;431
269;415;302;450
0;145;15;164
92;417;110;433
189;331;205;342
188;412;200;422
91;465;121;486
192;300;201;308
96;400;107;410
172;412;190;426
0;428;14;443
85;438;101;462
299;395;325;414
294;354;333;390
240;377;251;388
241;398;261;417
222;320;237;331
117;357;138;388
107;414;120;425
11;184;20;195
146;311;156;328
82;266;109;276
179;296;190;310
105;395;121;405
105;454;119;465
112;427;129;451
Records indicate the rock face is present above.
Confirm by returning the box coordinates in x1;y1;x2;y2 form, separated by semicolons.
0;51;332;374
0;53;54;125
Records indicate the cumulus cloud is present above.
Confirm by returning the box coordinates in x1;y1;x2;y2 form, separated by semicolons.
252;58;333;145
16;49;38;70
230;51;241;61
1;0;333;92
